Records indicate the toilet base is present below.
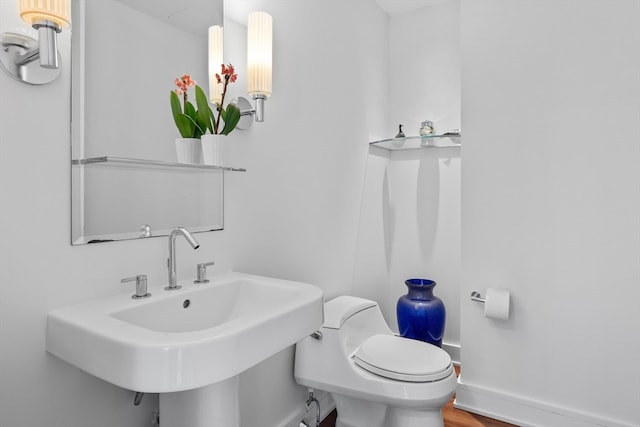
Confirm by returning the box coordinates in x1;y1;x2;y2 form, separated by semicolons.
385;407;444;427
333;393;445;427
334;393;386;427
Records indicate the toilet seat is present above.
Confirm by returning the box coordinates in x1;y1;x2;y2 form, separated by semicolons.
353;334;453;383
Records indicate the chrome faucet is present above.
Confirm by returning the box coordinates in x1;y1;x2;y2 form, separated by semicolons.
166;227;200;290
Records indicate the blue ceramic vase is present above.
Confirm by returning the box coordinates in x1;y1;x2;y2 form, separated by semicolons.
397;278;446;347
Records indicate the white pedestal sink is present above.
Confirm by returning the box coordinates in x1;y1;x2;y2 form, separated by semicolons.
159;377;240;426
46;271;323;427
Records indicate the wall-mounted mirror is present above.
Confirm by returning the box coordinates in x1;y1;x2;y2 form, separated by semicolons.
71;0;224;244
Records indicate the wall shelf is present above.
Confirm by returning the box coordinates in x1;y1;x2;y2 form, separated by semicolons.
369;134;461;151
72;156;247;172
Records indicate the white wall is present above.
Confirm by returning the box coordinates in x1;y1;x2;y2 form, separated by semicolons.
223;0;389;301
0;1;387;427
457;1;640;426
388;1;461;137
224;1;389;425
352;1;462;354
0;3;162;424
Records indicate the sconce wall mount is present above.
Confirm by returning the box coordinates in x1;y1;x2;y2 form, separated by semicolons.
230;96;254;130
1;0;71;85
0;31;62;85
230;94;267;130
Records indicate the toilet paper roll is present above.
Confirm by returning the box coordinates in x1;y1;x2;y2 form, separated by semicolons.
484;287;510;320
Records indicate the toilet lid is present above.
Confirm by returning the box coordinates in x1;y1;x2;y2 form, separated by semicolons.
353;335;453;383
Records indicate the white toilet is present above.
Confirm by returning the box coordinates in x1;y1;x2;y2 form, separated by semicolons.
294;296;457;427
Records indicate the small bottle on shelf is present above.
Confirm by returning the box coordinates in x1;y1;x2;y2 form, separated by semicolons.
419;120;434;136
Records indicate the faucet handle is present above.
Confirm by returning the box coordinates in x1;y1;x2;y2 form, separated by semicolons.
194;261;215;284
121;275;151;299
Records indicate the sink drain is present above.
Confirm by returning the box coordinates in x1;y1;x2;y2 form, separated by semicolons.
183;299;191;309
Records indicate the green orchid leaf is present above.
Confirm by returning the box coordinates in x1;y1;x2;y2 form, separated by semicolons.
195;85;212;132
170;91;183;118
221;104;241;135
194;120;206;138
174;113;195;138
183;99;208;137
194;112;208;136
184;101;197;121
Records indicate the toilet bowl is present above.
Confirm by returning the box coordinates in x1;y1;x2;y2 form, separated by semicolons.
294;296;457;427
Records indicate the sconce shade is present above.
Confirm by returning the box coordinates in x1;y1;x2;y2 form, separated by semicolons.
208;25;224;104
19;0;71;29
247;11;272;98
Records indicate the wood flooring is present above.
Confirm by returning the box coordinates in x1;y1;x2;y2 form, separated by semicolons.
319;367;517;427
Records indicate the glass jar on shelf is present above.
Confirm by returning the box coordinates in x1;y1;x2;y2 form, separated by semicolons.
419;120;434;136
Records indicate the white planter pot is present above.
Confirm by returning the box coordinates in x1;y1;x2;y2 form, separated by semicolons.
175;138;203;164
201;134;227;166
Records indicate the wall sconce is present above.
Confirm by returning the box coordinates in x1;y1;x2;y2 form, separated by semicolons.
0;0;71;85
209;11;273;130
245;11;272;122
208;25;224;105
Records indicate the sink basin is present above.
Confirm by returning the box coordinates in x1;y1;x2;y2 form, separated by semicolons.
46;271;323;393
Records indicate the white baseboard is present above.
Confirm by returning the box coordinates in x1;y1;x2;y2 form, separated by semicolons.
442;342;460;365
281;390;335;427
454;377;636;427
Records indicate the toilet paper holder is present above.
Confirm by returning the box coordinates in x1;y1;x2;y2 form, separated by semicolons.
471;289;511;320
470;291;486;303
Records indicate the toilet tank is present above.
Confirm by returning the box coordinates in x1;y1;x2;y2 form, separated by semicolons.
323;296;392;355
294;296;393;389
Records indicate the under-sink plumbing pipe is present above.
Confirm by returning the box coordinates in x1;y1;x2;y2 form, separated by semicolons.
133;392;144;406
305;388;321;427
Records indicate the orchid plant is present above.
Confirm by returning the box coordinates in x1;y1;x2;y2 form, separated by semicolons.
169;67;241;139
211;64;241;135
170;74;210;139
